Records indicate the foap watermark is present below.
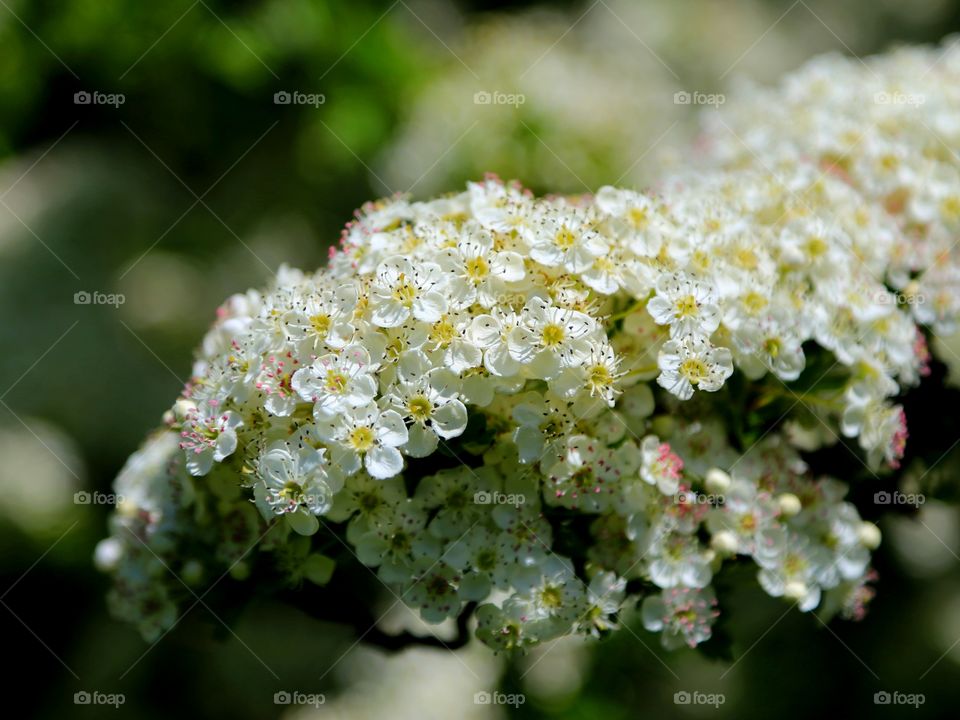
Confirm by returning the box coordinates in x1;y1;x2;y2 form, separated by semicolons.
474;490;526;507
674;690;725;708
675;490;725;506
876;290;925;306
273;691;326;708
874;490;925;507
474;691;525;707
274;90;325;108
74;691;125;709
74;90;125;108
74;290;125;308
874;91;925;107
75;491;124;506
674;90;725;107
474;90;525;108
874;690;925;708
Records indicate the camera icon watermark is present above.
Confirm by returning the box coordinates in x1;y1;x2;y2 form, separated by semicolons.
273;90;325;108
473;490;526;507
273;690;326;707
474;691;525;707
874;490;924;507
74;690;125;708
673;90;725;107
473;90;525;108
74;490;124;506
74;90;125;108
74;290;125;308
674;690;725;707
874;690;925;707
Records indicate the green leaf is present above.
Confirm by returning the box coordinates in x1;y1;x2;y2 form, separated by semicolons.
302;553;336;586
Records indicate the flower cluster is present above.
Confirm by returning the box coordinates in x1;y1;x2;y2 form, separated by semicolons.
98;43;959;651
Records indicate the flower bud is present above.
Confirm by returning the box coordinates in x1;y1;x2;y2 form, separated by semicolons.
711;530;739;554
777;493;802;517
705;468;731;494
858;521;882;549
784;581;808;600
94;538;122;572
173;398;197;423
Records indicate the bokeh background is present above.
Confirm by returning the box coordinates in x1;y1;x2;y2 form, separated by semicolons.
2;0;960;717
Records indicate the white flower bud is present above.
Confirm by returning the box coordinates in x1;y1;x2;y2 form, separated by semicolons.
174;398;197;423
858;522;882;549
783;581;808;600
711;530;739;554
777;493;802;517
94;538;122;572
705;468;731;494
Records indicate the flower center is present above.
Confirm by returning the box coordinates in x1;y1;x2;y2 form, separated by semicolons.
349;426;374;452
806;236;828;258
743;291;767;314
325;369;349;394
628;206;648;229
465;256;489;280
541;323;566;347
280;480;303;503
429;318;457;346
309;313;331;336
392;276;417;306
783;553;807;577
674;295;699;318
554;226;577;249
540;585;564;609
588;363;614;390
679;358;708;384
408;395;433;421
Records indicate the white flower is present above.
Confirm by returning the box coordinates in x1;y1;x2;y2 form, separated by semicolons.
641;586;719;649
386;360;468;457
509;297;598;379
441;228;525;308
639;435;685;495
657;335;733;400
285;283;357;352
528;208;606;272
178;401;242;476
369;256;447;327
468;311;522;377
646;533;713;589
755;529;831;611
291;344;378;419
646;272;721;339
734;311;806;381
253;442;341;535
315;403;408;479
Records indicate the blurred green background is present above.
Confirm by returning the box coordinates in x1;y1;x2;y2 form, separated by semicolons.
2;0;960;717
